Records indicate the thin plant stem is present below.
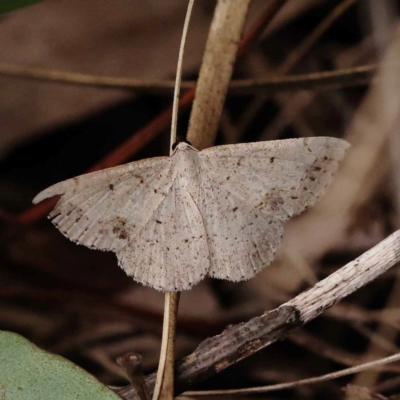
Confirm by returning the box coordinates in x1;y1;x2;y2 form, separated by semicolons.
170;0;195;150
185;352;400;396
153;2;195;400
152;292;180;400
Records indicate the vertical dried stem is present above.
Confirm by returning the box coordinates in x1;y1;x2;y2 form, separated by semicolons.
187;0;251;149
154;2;194;400
152;292;180;400
170;0;195;149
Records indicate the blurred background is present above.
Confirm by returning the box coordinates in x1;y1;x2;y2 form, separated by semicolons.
1;0;400;399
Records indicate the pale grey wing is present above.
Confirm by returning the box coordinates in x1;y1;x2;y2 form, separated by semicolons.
199;176;283;281
199;137;349;220
199;137;349;281
32;156;175;252
117;175;209;291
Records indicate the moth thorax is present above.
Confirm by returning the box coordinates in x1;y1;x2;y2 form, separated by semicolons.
175;147;200;200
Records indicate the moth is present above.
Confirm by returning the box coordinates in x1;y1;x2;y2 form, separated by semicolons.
34;137;349;291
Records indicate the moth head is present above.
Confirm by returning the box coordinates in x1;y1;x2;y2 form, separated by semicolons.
171;138;195;153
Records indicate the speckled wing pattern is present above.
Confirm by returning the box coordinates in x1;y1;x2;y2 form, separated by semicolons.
34;157;171;252
199;137;349;282
33;154;210;291
33;137;349;291
116;174;208;291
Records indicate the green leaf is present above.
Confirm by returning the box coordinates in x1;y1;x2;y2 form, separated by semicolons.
0;331;121;400
0;0;43;15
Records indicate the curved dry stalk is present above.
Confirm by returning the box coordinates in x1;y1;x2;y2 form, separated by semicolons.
186;352;400;396
229;64;377;94
0;62;376;94
170;0;195;149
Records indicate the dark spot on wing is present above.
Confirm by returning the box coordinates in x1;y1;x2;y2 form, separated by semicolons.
134;174;144;183
156;220;162;224
117;217;127;226
270;157;275;163
109;184;114;190
119;230;128;240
